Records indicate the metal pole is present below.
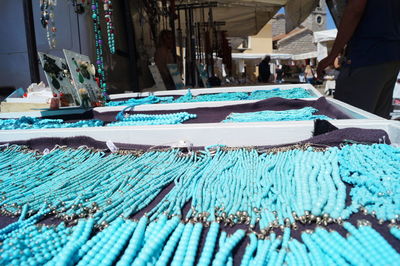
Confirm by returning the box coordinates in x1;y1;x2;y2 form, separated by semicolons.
169;0;177;62
188;7;197;87
122;0;139;92
23;0;40;84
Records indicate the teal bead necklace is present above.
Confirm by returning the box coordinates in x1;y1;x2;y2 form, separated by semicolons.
222;107;331;123
109;112;197;126
2;143;399;230
339;144;400;222
248;87;313;100
0;116;104;130
0;143;399;264
108;87;313;107
103;0;115;54
106;95;174;107
91;0;107;95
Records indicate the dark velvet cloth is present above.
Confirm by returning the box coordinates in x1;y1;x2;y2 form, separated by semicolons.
0;126;397;265
0;127;390;153
47;97;351;124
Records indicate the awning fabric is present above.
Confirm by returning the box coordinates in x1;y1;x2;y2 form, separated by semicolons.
232;52;317;60
177;0;286;37
285;0;319;33
313;29;338;43
313;29;337;61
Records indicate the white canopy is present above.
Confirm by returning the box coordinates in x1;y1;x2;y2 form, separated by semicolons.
232;53;292;60
232;52;317;60
313;29;338;61
313;29;338;43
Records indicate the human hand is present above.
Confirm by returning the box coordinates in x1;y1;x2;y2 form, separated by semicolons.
317;56;335;80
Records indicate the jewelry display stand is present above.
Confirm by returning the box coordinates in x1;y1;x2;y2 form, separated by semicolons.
63;49;103;107
148;64;168;91
38;52;81;106
167;64;185;90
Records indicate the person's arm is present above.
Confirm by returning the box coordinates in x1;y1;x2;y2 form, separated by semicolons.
333;56;340;69
317;0;367;79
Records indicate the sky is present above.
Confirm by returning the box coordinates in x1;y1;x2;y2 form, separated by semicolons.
277;7;337;30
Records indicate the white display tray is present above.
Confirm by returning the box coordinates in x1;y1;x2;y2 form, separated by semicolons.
0;107;88;119
95;98;382;120
1;120;399;147
109;83;322;99
0;98;382;120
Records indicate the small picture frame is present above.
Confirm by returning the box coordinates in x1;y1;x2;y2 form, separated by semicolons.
38;52;81;106
63;49;103;108
167;64;185;90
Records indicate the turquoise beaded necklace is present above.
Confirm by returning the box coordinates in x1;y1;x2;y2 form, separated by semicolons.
0;144;399;265
108;87;313;107
223;107;331;123
1;144;399;229
0;116;104;130
109;112;197;126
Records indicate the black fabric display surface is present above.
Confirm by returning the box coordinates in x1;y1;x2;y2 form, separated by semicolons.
0;126;397;265
47;97;351;124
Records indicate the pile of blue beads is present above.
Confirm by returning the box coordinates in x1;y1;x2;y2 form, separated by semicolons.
109;112;197;126
0;144;398;228
108;87;313;107
222;107;331;123
0;143;399;265
0;213;399;265
0;116;104;130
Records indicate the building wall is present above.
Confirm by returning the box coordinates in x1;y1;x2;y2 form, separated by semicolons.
270;14;286;36
271;15;286;36
275;31;317;55
244;23;273;54
301;4;327;32
272;0;326;36
0;1;91;91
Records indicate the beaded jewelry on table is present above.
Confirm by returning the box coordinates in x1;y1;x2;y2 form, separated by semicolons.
223;107;331;123
0;143;399;265
107;87;313;107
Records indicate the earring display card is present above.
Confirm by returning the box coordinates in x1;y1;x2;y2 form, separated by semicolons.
63;49;103;108
38;52;82;106
167;64;185;90
149;64;167;91
197;63;210;88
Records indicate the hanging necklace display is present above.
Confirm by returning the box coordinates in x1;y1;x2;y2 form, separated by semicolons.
90;0;107;99
63;49;103;108
40;0;57;49
38;52;81;106
103;0;115;54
